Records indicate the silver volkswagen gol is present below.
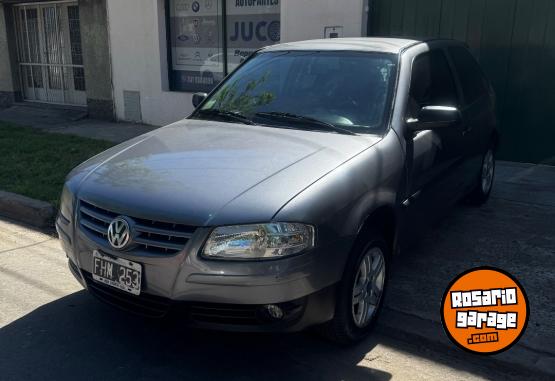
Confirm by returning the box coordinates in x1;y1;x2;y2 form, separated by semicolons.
57;38;498;343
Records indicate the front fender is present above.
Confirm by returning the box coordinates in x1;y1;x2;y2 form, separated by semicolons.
274;131;405;280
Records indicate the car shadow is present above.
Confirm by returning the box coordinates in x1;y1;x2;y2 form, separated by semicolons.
0;291;391;381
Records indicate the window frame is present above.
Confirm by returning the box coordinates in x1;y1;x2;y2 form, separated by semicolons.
406;48;463;118
165;0;227;93
165;0;280;93
445;46;490;108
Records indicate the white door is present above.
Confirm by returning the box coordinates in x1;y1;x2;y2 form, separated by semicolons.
14;2;86;106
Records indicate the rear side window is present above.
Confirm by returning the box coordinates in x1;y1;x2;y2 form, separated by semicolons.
408;50;459;118
448;47;488;105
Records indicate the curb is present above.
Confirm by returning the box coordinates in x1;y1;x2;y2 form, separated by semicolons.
377;307;555;379
0;190;55;229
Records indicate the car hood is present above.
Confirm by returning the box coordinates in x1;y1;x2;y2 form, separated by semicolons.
73;119;382;226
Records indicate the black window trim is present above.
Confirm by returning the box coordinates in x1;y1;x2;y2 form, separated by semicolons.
406;47;463;118
445;45;490;109
165;0;231;93
443;46;467;110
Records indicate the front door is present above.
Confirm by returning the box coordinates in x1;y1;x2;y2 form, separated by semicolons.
404;49;466;231
446;46;497;191
13;2;86;106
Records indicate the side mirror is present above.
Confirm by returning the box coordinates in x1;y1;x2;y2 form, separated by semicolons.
192;92;208;108
407;106;461;132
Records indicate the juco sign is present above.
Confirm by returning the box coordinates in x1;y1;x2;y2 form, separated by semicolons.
229;20;280;42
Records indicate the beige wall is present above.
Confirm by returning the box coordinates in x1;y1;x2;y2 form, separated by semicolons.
79;0;115;119
281;0;366;42
107;0;192;125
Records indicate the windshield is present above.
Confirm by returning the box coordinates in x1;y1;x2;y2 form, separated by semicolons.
193;51;398;134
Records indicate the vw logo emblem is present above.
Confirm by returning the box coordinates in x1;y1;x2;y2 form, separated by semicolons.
107;217;131;250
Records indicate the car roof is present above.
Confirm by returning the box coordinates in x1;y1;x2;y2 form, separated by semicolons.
260;37;458;55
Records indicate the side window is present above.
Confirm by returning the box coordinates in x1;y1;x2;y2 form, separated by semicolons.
408;50;459;118
448;46;489;105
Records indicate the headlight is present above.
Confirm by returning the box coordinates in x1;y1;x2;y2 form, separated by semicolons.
202;223;315;260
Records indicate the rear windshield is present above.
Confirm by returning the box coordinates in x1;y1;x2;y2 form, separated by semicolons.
197;51;398;134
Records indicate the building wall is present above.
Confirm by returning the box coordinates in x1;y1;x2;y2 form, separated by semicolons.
0;4;15;108
281;0;366;42
370;0;555;164
106;0;191;126
79;0;114;119
107;0;367;126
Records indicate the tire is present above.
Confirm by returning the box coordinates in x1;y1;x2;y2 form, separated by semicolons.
467;146;495;205
320;230;389;345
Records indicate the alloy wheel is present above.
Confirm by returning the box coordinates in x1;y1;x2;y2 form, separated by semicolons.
351;247;386;328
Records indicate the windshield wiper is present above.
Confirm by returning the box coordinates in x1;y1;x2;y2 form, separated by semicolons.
255;112;356;135
196;109;255;125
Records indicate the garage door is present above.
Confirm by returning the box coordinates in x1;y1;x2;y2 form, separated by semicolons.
369;0;555;164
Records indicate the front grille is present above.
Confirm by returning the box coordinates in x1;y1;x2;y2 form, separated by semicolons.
83;271;172;318
82;269;306;325
189;303;261;325
189;300;305;326
79;200;196;255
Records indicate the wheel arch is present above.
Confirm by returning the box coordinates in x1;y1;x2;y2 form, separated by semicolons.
355;204;398;255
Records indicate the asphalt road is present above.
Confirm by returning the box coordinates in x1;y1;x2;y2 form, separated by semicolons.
0;218;525;381
382;161;555;377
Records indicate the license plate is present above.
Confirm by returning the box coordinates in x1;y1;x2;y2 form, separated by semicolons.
92;251;142;295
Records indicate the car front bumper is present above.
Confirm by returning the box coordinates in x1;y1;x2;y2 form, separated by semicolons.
69;258;336;332
58;214;352;332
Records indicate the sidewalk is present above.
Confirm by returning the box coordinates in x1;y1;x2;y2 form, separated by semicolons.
0;103;159;143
